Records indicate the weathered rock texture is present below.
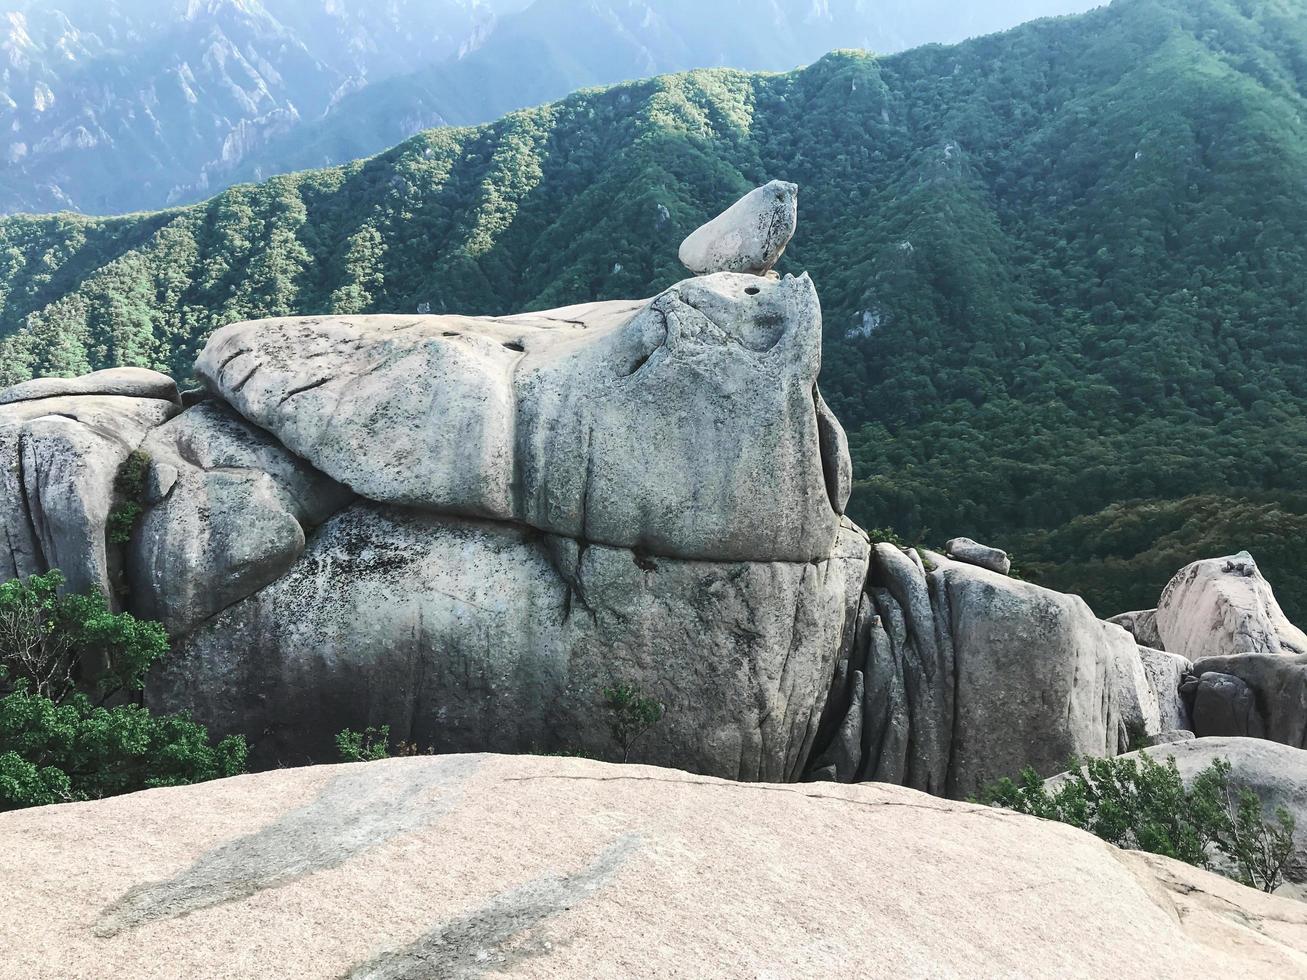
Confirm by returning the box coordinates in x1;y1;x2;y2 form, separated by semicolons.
0;394;179;600
1152;553;1307;749
3;755;1304;980
0;250;1205;791
195;273;843;564
678;180;798;276
806;548;1156;795
1158;552;1307;661
151;505;870;779
130;402;354;636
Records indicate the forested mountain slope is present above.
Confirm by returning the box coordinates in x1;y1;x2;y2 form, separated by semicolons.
2;0;1306;618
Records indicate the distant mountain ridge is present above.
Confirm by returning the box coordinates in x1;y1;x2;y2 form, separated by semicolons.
2;0;1098;215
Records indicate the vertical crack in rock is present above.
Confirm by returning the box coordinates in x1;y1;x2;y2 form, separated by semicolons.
93;757;480;937
345;834;641;980
13;431;49;572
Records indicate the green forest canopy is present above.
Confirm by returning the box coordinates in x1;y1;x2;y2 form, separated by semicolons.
2;0;1306;620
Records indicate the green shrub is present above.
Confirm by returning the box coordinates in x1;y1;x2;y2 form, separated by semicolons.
106;449;150;545
0;569;167;702
336;725;392;762
978;754;1297;893
0;569;246;810
602;683;664;764
0;690;247;808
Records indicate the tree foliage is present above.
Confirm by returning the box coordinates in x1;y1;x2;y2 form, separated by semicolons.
980;753;1298;893
0;571;247;810
603;683;665;764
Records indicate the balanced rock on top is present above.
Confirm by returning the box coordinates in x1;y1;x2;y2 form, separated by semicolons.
679;180;798;276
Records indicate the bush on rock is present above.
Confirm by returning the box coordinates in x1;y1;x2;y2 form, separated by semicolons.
978;753;1297;893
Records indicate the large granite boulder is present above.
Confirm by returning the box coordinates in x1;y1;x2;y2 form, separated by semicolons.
4;755;1305;978
0;393;179;600
0;367;179;407
195;273;844;564
1157;552;1307;661
808;548;1155;796
151;504;870;779
129;402;354;636
678;180;798;276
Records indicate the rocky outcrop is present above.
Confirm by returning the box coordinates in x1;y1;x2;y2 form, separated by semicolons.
4;754;1305;979
1157;552;1307;661
0;394;179;599
0;367;180;407
678;180;798;276
1149;553;1307;749
0;187;1183;791
195;273;843;564
151;504;869;778
943;536;1011;575
129;402;354;636
807;548;1155;795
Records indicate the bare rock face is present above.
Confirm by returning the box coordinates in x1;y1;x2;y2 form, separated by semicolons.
195;273;845;564
1157;552;1307;661
4;754;1305;979
0;367;180;407
151;504;869;779
1154;552;1307;749
678;180;798;276
807;547;1155;796
129;402;354;636
944;536;1011;575
1108;608;1164;649
1138;646;1193;733
0;393;179;600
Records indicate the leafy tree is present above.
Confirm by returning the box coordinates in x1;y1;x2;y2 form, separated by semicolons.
979;753;1298;892
602;683;665;763
335;725;393;763
0;570;167;702
0;570;246;810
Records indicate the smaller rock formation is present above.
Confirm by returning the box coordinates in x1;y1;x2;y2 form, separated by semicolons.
943;536;1011;575
0;393;179;600
4;755;1305;978
1158;552;1307;661
1154;552;1307;749
0;367;179;407
1138;646;1193;733
808;545;1155;796
1107;608;1163;650
678;180;798;276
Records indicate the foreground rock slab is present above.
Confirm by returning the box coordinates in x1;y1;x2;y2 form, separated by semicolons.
2;755;1303;979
